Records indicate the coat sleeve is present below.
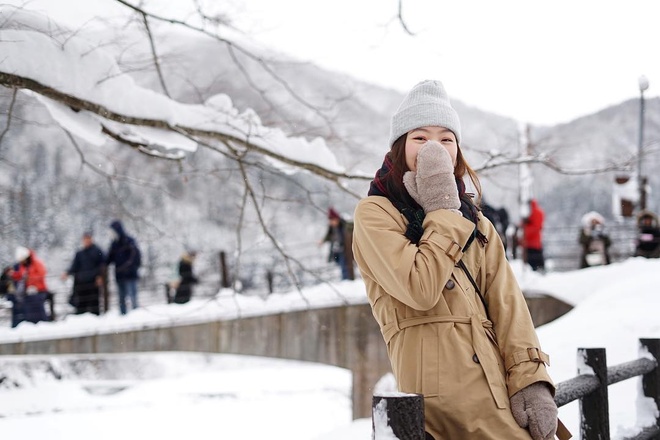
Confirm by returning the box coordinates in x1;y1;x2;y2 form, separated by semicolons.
479;216;555;396
68;252;81;276
353;197;475;311
28;259;48;291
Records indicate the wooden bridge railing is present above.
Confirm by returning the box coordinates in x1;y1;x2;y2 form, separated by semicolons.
373;338;660;440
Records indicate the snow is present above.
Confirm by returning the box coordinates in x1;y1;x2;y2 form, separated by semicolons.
1;3;659;438
0;352;352;439
1;257;659;439
0;6;348;174
0;282;367;342
372;399;399;440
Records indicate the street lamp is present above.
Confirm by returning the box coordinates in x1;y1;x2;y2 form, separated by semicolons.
638;75;649;211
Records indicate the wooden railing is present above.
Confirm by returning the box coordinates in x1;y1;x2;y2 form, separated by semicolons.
555;338;660;440
373;338;660;440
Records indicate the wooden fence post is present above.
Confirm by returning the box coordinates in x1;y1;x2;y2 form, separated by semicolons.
219;251;230;288
266;270;273;294
372;394;426;440
580;347;610;440
640;338;660;429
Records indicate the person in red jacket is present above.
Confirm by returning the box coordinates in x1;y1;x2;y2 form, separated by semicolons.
521;199;545;272
9;246;50;326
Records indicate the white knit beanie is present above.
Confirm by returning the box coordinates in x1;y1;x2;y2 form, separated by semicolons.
15;246;30;262
389;80;461;147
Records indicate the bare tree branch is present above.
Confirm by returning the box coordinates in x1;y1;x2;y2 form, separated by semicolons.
476;151;638;176
140;12;171;98
63;127;180;192
398;0;416;35
231;143;348;306
0;87;17;152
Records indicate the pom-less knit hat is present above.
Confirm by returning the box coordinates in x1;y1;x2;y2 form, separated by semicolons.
389;80;461;147
15;246;30;262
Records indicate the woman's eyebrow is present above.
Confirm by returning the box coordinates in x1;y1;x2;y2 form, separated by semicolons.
410;128;452;134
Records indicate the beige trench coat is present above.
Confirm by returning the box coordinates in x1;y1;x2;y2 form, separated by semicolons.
353;196;555;440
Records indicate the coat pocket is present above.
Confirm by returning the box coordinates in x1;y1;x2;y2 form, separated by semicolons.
419;336;440;397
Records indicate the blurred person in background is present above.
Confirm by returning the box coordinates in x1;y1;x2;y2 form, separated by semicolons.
578;211;611;268
521;199;545;272
320;207;351;280
173;250;199;304
8;246;50;326
106;220;142;315
634;210;660;259
61;231;106;315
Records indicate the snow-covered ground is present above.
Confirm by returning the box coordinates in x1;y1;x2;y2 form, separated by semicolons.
1;257;660;439
0;352;352;439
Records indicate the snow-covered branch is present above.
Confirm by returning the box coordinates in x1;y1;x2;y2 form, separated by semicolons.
113;0;340;136
0;6;371;182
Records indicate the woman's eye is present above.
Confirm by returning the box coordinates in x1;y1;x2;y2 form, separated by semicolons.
413;136;427;141
442;138;455;143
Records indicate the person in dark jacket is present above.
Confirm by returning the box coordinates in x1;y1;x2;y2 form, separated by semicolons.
481;200;510;253
1;266;17;327
61;232;106;315
106;220;141;315
634;210;660;258
173;251;199;304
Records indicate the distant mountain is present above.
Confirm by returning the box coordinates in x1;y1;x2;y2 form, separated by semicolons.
529;97;660;225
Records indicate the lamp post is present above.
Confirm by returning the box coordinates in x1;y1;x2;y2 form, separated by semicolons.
638;75;649;211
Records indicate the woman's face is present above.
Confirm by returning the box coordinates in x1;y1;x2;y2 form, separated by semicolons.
404;126;458;172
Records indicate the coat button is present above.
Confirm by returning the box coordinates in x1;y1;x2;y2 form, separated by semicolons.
472;354;480;364
445;280;455;290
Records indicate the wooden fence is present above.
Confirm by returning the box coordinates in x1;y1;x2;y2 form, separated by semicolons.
373;338;660;440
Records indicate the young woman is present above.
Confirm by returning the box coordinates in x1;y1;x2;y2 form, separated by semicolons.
352;80;568;440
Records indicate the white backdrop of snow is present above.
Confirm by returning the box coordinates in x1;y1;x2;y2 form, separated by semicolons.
1;5;660;440
1;258;660;439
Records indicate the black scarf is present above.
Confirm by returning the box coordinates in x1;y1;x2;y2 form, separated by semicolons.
368;153;485;248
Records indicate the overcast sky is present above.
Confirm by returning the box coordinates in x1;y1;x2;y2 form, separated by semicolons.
9;0;660;125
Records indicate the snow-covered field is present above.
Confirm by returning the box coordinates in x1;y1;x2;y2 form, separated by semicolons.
1;257;660;439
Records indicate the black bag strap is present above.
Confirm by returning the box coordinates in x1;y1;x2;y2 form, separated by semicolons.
458;226;491;321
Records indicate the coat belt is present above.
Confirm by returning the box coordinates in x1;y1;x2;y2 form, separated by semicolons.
381;311;509;409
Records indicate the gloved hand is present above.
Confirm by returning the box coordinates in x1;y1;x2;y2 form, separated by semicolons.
402;141;461;214
510;382;558;440
26;286;38;295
